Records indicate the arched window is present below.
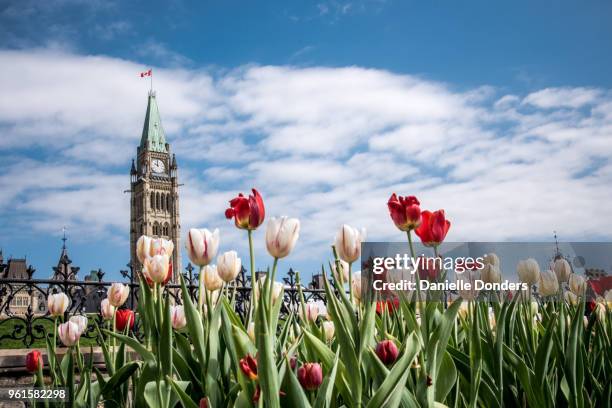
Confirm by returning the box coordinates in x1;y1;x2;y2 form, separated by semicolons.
161;193;166;211
156;192;161;210
166;194;171;212
153;222;159;236
163;222;170;236
150;192;155;209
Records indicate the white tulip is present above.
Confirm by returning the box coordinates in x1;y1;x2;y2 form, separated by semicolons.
265;217;300;259
334;224;366;263
47;293;70;317
203;265;223;292
564;291;578;305
332;260;350;284
481;263;501;284
538;269;559;296
58;321;81;346
568;273;586;296
553;258;571;283
483;253;500;267
185;228;220;267
458;269;481;301
100;298;115;320
170;305;187;330
143;254;171;283
322;321;335;341
136;235;153;264
351;273;363;302
254;277;284;305
217;251;241;282
517;258;540;285
605;290;612;308
69;315;88;336
107;283;129;307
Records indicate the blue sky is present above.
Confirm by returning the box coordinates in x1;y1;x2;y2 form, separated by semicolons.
1;0;612;282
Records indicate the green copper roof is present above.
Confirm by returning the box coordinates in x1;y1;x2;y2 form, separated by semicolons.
140;92;167;153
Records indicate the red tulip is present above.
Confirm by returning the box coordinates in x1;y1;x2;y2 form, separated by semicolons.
415;210;451;247
387;194;421;231
376;298;400;315
239;354;258;380
25;350;42;373
417;256;440;280
199;398;209;408
297;362;323;391
225;189;265;230
376;340;399;365
115;309;135;331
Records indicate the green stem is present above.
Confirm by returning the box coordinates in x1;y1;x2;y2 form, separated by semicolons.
112;309;117;362
348;262;354;304
269;257;279;304
247;229;256;323
198;265;204;313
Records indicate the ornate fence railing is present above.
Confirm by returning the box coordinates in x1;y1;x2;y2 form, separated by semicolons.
0;260;328;349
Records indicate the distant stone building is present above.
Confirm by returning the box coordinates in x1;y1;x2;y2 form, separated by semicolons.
585;268;608;280
0;251;39;316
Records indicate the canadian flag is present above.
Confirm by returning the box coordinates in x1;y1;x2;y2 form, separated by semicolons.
140;69;152;77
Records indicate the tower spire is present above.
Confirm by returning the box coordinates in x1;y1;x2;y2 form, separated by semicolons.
139;92;167;153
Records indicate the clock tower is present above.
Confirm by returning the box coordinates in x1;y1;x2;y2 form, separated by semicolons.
129;91;181;281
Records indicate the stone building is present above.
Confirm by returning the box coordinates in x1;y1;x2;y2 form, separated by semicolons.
0;251;39;316
129;91;182;282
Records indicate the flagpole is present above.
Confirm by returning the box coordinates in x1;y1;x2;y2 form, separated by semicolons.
150;70;153;93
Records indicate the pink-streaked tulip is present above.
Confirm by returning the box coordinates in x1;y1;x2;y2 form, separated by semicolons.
538;269;559;296
332;259;349;284
151;237;174;257
553;258;571;283
387;193;421;231
415;210;451;247
100;298;115;320
25;350;42;373
376;340;399;365
203;265;223;292
115;309;135;331
297;363;323;391
143;254;171;284
48;292;69;317
517;258;540;285
58;321;81;346
569;273;586;296
69;315;88;336
300;303;319;323
225;189;265;230
107;283;129;307
186;228;220;267
217;251;241;283
265;216;300;259
322;321;335;341
335;224;366;263
171;305;187;330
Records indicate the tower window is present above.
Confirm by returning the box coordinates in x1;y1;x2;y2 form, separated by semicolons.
156;192;161;210
150;192;155;209
153;222;160;236
166;194;171;212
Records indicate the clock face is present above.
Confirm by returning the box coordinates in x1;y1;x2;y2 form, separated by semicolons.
151;159;165;173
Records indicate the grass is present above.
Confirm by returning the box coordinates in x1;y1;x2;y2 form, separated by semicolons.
0;315;100;349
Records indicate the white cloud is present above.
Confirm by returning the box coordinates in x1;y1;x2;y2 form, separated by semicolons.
1;47;612;271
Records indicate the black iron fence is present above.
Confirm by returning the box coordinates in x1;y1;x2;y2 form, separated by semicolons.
0;257;328;349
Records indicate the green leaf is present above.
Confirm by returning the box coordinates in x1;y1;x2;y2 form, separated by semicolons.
313;351;340;408
167;376;199;408
103;329;156;364
282;356;312;408
100;362;139;398
161;293;173;378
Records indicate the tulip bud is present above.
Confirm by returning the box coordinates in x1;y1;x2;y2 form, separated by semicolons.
143;254;171;284
334;224;366;263
351;273;363;302
322;321;335;341
332;260;349;284
115;309;135;332
203;265;223;292
538;269;559;297
199;398;209;408
239;354;258;380
594;301;606;322
100;298;115;320
185;228;220;267
69;315;88;336
569;273;586;296
217;251;241;283
300;303;320;323
481;263;501;284
457;301;469;320
553;258;571;283
517;258;540;285
483;253;500;267
25;350;42;373
47;292;69;317
266;216;300;259
171;305;187;330
58;321;81;346
297;363;323;391
247;322;255;342
375;340;399;365
136;235;153;264
530;300;539;315
564;291;578;305
107;283;130;307
488;310;497;331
